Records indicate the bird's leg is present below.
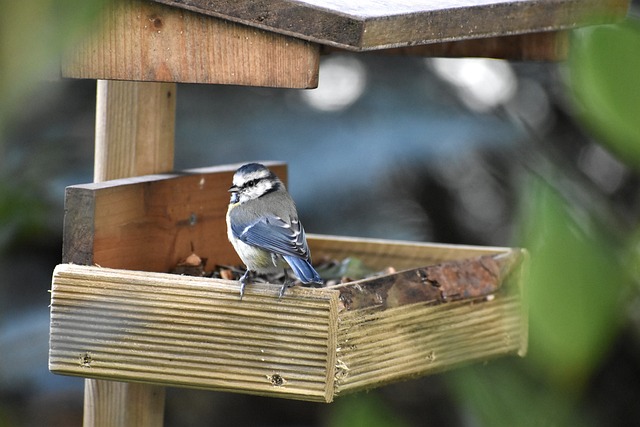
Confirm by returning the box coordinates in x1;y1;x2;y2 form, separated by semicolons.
278;268;291;299
239;269;252;300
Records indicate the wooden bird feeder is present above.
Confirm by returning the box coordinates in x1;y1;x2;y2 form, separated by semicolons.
49;0;629;425
51;162;527;403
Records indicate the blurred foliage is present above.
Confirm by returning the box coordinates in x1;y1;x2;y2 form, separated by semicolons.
448;15;640;427
0;1;105;249
523;180;627;388
0;180;48;250
0;0;105;147
327;394;410;427
567;14;640;296
569;17;640;169
449;360;583;427
449;180;630;426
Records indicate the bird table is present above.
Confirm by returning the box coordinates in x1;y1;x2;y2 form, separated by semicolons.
50;0;629;425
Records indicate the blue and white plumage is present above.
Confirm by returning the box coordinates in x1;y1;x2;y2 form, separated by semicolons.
226;163;322;298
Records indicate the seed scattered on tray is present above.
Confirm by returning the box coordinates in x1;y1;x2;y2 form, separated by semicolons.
171;252;208;276
170;253;395;287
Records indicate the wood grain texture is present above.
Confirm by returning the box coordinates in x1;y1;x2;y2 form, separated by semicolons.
325;31;571;61
50;239;526;402
50;265;339;402
84;381;165;426
152;0;628;51
332;252;521;311
62;162;287;271
334;294;524;395
311;236;528;395
62;0;319;87
86;78;176;426
94;80;176;182
57;162;526;402
307;234;512;272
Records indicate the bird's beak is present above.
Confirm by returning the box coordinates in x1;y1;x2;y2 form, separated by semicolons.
229;185;240;204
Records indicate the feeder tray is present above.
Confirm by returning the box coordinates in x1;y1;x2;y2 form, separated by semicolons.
49;162;527;403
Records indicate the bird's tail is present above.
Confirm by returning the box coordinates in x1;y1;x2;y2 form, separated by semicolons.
283;256;323;284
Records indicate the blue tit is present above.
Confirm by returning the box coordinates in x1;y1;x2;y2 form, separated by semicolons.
226;163;323;299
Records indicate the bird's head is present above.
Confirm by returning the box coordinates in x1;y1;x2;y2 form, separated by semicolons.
229;163;283;204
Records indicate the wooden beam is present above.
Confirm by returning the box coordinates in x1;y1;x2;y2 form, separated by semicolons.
323;31;571;62
152;0;629;51
63;162;287;271
79;79;177;427
62;0;319;88
94;80;176;182
84;381;165;426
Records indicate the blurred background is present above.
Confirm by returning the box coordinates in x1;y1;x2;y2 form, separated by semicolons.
1;1;640;426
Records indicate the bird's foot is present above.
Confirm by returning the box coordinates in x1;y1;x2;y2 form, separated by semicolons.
278;272;292;299
239;269;252;300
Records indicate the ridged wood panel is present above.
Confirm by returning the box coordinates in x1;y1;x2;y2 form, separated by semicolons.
50;265;339;402
334;294;525;395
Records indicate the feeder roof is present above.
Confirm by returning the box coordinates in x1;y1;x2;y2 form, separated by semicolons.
151;0;629;51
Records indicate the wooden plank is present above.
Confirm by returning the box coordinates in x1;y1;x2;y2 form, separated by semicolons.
50;240;525;402
331;252;522;311
84;381;165;426
50;264;340;403
152;0;628;51
323;31;570;61
314;236;528;397
62;162;287;271
94;80;176;182
334;294;525;395
307;234;512;271
62;0;319;88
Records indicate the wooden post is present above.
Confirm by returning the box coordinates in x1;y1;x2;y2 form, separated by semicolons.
94;80;175;182
84;79;176;427
84;381;166;426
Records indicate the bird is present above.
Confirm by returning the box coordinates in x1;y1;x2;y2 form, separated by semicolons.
226;163;322;299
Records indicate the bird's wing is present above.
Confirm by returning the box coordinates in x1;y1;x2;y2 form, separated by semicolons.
231;214;310;260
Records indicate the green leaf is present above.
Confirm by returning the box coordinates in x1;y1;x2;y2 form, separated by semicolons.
569;18;640;169
521;180;626;388
0;180;48;249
